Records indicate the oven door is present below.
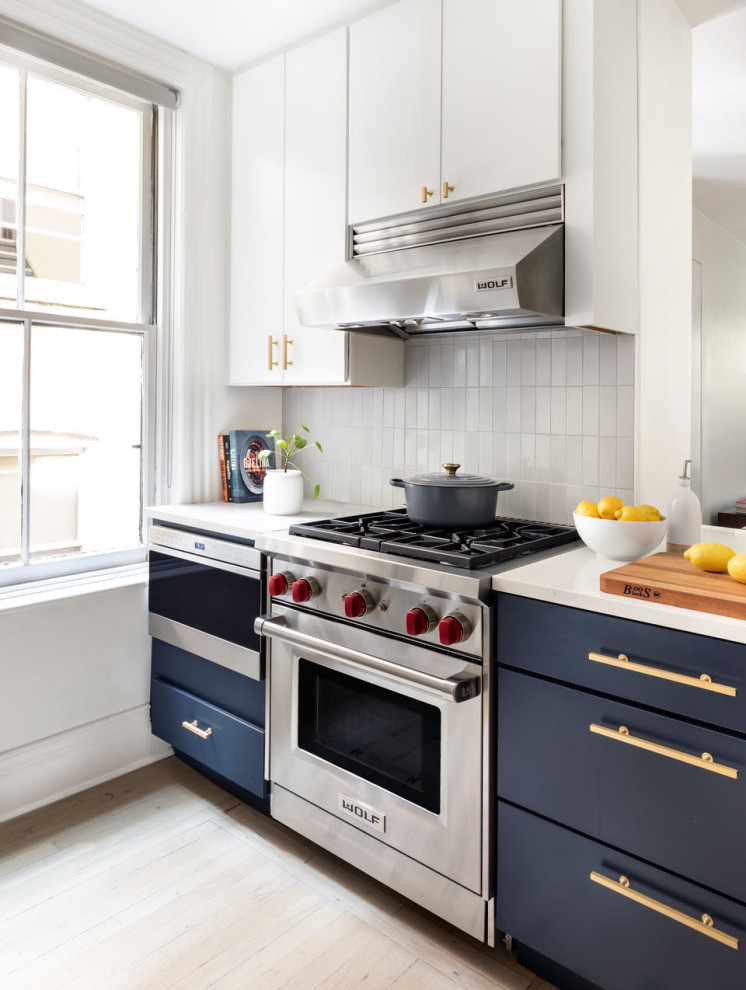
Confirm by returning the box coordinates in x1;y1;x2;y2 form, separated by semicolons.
262;604;483;894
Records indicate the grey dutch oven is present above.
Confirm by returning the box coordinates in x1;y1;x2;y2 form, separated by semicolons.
390;463;514;529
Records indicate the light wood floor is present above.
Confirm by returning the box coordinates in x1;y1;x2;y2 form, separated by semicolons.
0;757;554;990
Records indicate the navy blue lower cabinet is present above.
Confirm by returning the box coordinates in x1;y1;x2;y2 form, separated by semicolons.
497;668;746;903
150;678;265;799
497;594;746;733
151;638;265;728
497;802;746;990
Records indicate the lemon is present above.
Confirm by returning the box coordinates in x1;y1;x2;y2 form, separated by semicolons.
575;500;600;518
638;504;663;521
727;554;746;584
615;505;646;522
597;495;623;520
684;542;736;572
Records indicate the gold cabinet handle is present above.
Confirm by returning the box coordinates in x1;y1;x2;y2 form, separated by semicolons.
421;186;434;203
589;722;738;779
590;871;738;950
442;180;454;198
282;333;293;370
267;335;278;371
588;652;736;697
182;719;212;740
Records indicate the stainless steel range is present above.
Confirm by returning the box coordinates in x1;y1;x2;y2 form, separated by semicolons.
255;510;579;944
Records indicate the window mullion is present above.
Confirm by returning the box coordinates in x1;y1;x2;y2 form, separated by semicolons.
16;69;27;309
20;316;31;565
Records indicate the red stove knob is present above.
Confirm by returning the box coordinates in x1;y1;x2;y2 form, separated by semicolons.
344;589;374;619
406;604;438;637
292;577;321;603
438;613;472;646
268;571;294;597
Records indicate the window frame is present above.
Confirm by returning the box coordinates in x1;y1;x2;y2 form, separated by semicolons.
0;47;164;588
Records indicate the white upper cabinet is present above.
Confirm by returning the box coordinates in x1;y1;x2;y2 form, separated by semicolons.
348;0;561;224
230;34;404;386
441;0;561;204
348;0;442;224
283;30;348;385
229;56;284;385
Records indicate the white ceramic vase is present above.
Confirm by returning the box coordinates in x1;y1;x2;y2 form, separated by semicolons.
263;469;304;515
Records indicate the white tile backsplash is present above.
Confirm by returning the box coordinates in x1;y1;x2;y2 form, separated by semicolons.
283;330;636;524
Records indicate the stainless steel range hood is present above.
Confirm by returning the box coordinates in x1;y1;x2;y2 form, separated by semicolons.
297;186;564;338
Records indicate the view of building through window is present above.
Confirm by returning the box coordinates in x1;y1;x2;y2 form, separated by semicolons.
0;58;153;577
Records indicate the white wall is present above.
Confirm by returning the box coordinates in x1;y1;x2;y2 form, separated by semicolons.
0;0;280;820
636;0;693;512
692;208;746;521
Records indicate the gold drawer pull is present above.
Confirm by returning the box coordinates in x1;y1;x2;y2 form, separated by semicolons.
589;723;737;779
590;871;738;950
442;180;454;198
421;185;434;202
282;333;293;370
267;335;278;371
588;652;736;697
182;719;212;740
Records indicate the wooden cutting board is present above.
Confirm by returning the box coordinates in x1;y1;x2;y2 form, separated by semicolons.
600;552;746;620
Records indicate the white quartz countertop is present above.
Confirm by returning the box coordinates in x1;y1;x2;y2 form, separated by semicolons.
493;525;746;644
146;499;379;541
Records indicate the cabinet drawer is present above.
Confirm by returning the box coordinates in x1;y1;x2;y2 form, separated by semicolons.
150;678;265;798
497;594;746;732
497;802;745;990
498;668;746;901
151;639;265;728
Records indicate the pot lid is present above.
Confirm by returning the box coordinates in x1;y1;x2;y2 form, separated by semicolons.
403;463;500;488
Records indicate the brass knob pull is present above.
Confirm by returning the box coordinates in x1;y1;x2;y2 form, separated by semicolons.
442;462;460;476
442;180;454;198
282;334;293;370
267;335;278;371
421;186;434;203
182;720;212;740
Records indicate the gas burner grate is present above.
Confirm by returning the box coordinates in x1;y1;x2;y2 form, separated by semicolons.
290;510;580;569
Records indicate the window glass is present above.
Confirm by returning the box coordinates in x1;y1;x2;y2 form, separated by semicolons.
0;65;20;308
0;323;23;566
25;75;143;321
29;325;143;559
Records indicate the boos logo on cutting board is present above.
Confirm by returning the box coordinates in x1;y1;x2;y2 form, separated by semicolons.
623;584;662;599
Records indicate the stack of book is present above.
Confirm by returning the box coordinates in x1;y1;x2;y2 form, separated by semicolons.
218;430;275;503
734;497;746;515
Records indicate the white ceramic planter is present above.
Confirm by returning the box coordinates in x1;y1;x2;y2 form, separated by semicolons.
263;469;304;515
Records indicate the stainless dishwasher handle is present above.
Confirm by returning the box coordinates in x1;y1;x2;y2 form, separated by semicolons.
254;614;480;703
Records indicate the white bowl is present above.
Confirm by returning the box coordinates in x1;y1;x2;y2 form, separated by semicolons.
573;512;667;561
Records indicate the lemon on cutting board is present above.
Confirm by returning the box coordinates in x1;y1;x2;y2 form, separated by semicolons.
727;554;746;584
575;500;600;518
684;542;736;572
597;496;624;520
614;505;646;522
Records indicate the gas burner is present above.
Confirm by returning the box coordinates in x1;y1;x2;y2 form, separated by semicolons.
290;510;580;569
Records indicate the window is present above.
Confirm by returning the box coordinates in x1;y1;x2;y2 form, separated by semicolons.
0;48;159;584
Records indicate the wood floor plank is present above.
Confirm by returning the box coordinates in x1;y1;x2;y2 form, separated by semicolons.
0;758;553;990
390;958;466;990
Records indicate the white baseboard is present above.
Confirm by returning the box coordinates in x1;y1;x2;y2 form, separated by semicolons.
0;705;173;823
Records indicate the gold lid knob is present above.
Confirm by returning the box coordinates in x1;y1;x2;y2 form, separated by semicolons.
442;463;460;477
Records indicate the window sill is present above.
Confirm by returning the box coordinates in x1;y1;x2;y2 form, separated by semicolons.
0;561;148;614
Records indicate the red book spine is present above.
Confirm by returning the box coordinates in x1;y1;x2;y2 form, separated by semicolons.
218;434;229;502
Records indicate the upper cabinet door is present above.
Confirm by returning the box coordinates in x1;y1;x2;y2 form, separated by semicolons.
229;56;285;385
441;0;561;203
348;0;442;223
283;29;348;385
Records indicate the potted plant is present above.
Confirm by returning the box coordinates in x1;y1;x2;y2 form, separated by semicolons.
257;426;323;515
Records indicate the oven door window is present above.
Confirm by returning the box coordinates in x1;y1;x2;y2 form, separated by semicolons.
148;550;261;653
297;659;441;813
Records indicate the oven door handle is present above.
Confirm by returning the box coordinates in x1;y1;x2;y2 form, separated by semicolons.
254;614;480;703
